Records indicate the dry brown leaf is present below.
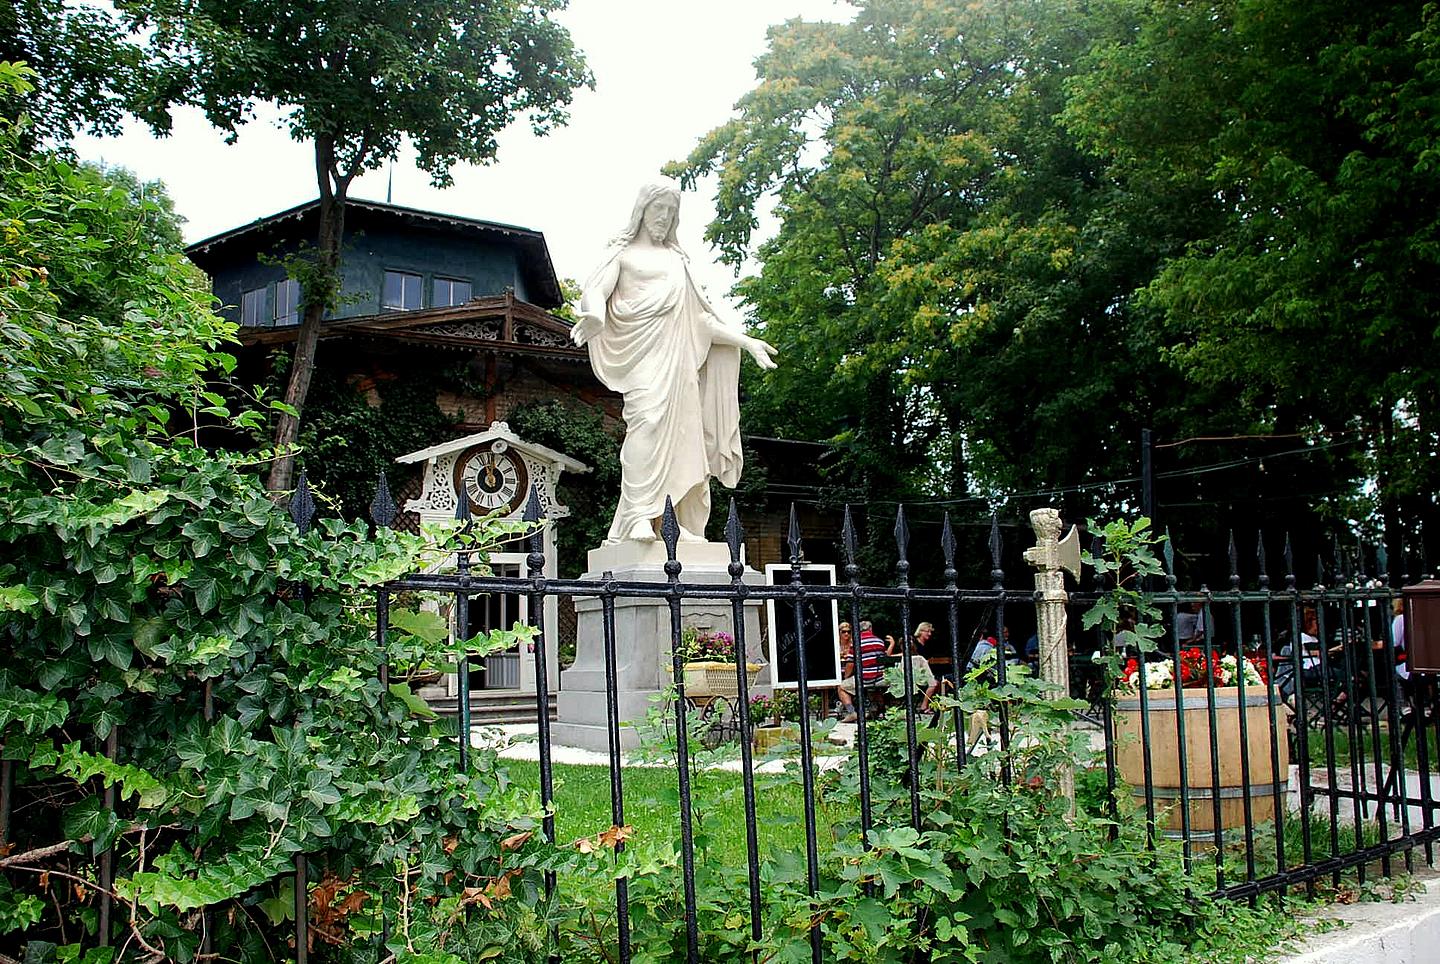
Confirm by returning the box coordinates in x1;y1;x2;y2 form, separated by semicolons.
489;873;513;901
461;886;492;910
500;831;533;852
598;825;634;849
442;835;459;855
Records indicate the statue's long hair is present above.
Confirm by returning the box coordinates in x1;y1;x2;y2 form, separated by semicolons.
609;177;685;254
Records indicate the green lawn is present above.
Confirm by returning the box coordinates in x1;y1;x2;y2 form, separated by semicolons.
1305;720;1439;773
508;759;843;867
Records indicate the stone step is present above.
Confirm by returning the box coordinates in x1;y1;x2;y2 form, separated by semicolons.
428;692;557;724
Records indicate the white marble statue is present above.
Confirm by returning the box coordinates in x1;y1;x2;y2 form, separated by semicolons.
572;179;777;544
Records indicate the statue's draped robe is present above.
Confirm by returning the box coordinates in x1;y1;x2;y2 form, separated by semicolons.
581;244;742;542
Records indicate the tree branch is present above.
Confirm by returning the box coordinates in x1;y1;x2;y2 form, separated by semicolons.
0;839;77;867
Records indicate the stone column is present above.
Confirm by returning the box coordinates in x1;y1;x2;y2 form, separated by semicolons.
1022;507;1082;808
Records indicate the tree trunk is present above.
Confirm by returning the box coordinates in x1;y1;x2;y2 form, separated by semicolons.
267;138;348;492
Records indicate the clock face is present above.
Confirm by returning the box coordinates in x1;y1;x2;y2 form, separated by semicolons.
454;446;531;515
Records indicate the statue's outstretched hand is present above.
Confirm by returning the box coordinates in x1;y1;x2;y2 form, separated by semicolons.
744;336;778;370
572;313;603;347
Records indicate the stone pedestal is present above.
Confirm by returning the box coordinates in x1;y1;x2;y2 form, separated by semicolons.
551;541;767;751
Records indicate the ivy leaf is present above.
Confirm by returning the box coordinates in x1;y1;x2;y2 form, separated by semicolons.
0;686;68;734
257;878;294;925
0;584;39;612
388;683;438;720
62;797;120;852
87;635;132;670
189;576;219;614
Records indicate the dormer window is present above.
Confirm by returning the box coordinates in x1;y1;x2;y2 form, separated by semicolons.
382;270;422;311
433;276;472;307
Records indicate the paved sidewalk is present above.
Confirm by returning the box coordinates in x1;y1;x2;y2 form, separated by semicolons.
473;723;849;773
1278;869;1440;963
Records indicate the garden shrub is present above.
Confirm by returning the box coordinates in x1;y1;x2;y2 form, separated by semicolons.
553;672;1295;963
0;64;555;962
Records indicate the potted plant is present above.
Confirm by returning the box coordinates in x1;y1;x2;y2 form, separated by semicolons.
743;691;789;749
749;691;800;752
1114;648;1288;835
675;626;760;699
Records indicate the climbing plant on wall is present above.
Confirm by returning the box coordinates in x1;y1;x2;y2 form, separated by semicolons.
504;399;620;577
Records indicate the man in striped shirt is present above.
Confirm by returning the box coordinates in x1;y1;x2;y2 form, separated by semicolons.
836;620;888;722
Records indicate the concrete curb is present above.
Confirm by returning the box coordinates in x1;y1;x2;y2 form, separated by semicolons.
1277;870;1440;963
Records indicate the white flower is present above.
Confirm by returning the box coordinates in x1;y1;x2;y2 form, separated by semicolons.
1125;660;1175;691
1218;654;1263;688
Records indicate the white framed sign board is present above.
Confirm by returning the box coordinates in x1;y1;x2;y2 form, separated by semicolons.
765;563;842;689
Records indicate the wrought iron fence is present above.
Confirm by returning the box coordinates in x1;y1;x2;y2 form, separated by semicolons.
1074;531;1440;902
35;469;1437;962
382;487;1040;964
352;473;1440;962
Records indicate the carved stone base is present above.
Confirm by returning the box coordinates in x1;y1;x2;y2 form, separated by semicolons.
552;543;767;752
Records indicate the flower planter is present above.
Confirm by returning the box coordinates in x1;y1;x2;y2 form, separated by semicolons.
682;661;761;699
1115;686;1289;836
753;724;798;753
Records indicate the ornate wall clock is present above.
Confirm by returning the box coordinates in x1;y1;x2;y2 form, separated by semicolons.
453;441;531;515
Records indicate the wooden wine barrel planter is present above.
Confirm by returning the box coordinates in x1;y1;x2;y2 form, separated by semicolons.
1115;686;1289;835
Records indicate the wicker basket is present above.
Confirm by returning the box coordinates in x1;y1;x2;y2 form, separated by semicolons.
682;661;762;698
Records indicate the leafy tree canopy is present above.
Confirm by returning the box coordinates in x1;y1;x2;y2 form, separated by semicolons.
0;1;185;142
117;0;593;492
675;0;1435;570
1065;0;1440;550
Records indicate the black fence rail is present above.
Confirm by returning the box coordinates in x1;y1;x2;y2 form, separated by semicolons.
1074;530;1440;903
33;468;1437;962
354;474;1440;962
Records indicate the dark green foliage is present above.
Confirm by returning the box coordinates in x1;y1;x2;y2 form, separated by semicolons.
0;70;556;960
1064;0;1440;556
0;0;182;142
504;399;620;577
675;0;1440;575
276;362;461;520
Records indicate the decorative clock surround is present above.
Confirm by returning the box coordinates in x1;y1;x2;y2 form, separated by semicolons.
397;421;588;526
396;423;589;700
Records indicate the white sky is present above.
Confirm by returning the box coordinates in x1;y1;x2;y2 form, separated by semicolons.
72;0;854;311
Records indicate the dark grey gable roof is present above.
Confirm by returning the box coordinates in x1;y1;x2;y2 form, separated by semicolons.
185;197;563;309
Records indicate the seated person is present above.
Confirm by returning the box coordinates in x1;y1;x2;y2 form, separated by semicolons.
888;621;939;709
836;620;887;721
967;634;1020;673
1174;601;1207;647
1276;608;1343;696
1022;628;1040;666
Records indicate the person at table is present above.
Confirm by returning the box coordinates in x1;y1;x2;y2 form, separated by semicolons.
836;620;887;722
1018;626;1039;665
968;633;1021;674
1281;608;1341;680
887;621;938;708
1174;601;1207;647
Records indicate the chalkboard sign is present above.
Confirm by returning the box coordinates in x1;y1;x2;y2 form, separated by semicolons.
765;564;842;688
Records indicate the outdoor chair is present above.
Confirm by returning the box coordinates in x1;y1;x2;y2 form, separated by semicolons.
1273;643;1348;738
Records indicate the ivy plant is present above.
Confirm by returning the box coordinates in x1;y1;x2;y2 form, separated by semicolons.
0;65;555;961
